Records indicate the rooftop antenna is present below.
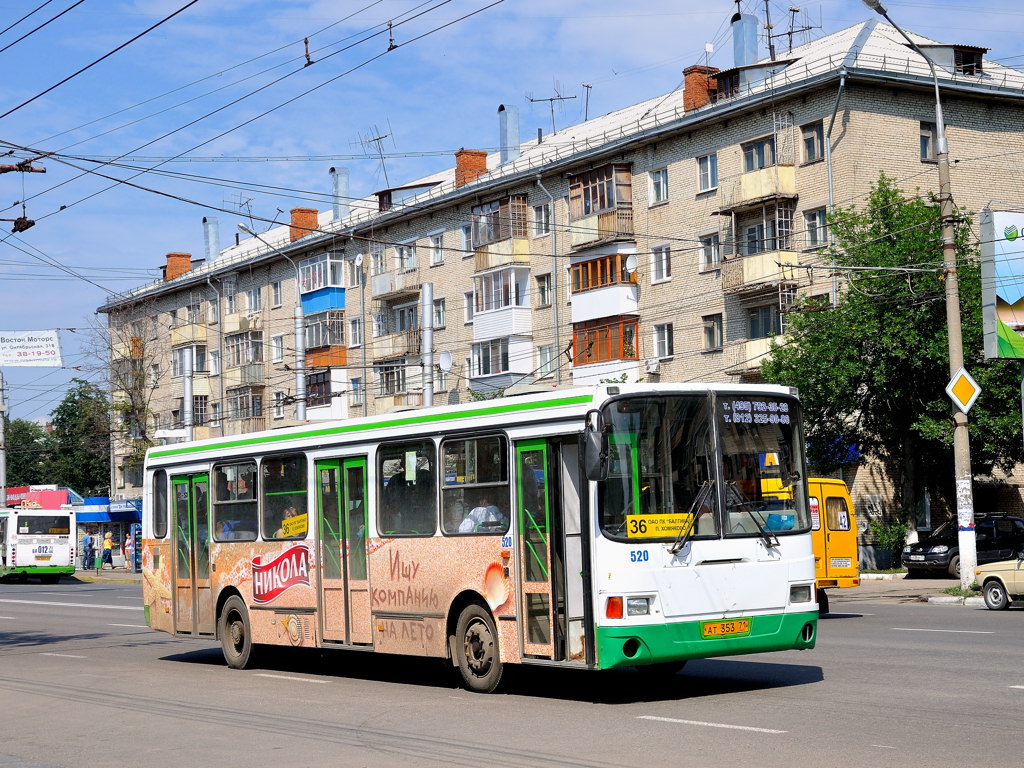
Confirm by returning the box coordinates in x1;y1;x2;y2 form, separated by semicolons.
528;82;576;134
582;83;593;121
782;6;818;52
763;0;777;61
360;122;397;188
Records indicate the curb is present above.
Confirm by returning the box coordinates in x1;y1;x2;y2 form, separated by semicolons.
927;596;985;607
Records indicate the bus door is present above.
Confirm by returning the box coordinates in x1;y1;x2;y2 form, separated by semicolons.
315;457;371;644
514;438;587;662
816;480;859;588
172;474;214;636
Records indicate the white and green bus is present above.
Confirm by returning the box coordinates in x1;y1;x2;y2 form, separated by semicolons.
140;384;817;692
0;503;77;583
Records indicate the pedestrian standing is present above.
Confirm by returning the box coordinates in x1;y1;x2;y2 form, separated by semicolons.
101;532;114;569
81;530;94;570
123;531;135;572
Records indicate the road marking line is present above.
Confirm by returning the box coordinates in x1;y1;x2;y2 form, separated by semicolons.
1010;685;1024;689
637;715;786;733
892;627;993;634
109;623;148;628
40;653;87;658
0;616;15;620
254;674;328;684
0;598;141;611
871;745;898;749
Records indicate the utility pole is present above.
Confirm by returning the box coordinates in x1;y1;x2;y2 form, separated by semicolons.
0;370;6;509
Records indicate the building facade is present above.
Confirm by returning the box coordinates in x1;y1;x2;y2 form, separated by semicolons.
100;18;1024;531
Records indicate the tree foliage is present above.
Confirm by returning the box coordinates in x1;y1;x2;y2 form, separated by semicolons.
45;378;111;495
3;417;53;486
761;174;1023;518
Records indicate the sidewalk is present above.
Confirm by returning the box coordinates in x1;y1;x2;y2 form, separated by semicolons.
74;567;142;585
833;573;984;607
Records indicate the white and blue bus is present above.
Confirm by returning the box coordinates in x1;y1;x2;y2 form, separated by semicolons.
140;384;817;692
0;503;77;583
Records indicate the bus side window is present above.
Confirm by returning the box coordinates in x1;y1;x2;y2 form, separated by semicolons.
262;454;308;540
212;461;258;541
153;469;168;538
378;441;437;535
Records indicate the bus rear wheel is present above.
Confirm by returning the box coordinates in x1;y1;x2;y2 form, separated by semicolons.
219;595;257;669
454;603;502;693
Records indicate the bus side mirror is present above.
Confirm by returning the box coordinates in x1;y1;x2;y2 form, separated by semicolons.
583;409;609;482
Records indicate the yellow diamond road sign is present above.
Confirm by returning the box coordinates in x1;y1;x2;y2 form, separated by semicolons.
946;367;981;413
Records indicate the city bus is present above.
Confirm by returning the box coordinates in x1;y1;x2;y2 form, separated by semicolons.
140;384;817;692
0;503;77;583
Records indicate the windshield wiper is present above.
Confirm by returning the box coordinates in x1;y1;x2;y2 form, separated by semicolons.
725;482;779;549
669;480;714;555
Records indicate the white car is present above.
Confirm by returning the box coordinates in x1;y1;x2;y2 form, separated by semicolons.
974;555;1024;610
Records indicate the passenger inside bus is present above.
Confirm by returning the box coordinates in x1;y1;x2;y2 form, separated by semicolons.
458;491;506;533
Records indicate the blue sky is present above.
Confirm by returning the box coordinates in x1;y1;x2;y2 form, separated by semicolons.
2;0;1023;421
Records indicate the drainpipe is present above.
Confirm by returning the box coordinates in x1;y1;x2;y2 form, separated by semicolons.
207;277;226;436
825;67;847;307
536;176;560;385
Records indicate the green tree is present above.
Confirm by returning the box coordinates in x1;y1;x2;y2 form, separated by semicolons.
45;378;111;496
3;417;53;486
761;174;1023;526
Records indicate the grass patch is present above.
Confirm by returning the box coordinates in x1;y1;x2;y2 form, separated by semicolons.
942;584;978;597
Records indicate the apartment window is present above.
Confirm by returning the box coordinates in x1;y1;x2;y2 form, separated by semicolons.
741;205;793;255
271;334;285;363
649;167;669;205
749;305;781;339
568;164;631;220
537;344;556;378
271;281;282;307
653;323;674;358
209;402;221;427
802;121;825;163
699;233;721;271
225;293;238;315
435;368;448;392
433;298;446;329
571;252;636;293
209;350;221;376
396;243;417;272
805;208;828;249
920;122;937;161
651;245;672;283
349;318;363;347
306;370;331;407
149;363;160;388
350;377;365;407
703;314;723;351
225;332;263;367
697;153;718;192
742;135;776;172
226;387;263;419
460;224;473;257
533;203;551;236
377;363;406;396
273;391;286;419
573;316;639;364
394;304;418;333
472;195;528;247
168;308;180;328
208;301;220;325
429;233;444;266
472;338;510;376
246;288;261;313
150;315;159;338
346;258;363;288
305;311;344;350
186;301;204;325
171;345;207;377
536;273;552;307
475;268;526;312
193;395;209;426
464;291;475;323
954;48;983;76
299;252;346;293
370;241;386;275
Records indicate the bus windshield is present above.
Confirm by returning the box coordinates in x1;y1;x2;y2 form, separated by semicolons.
598;393;810;542
17;514;71;536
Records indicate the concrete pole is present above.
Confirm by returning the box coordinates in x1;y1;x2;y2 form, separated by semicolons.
536;177;560;384
183;351;194;442
421;282;434;407
0;370;7;509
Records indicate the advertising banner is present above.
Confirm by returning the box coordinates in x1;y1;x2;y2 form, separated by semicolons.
0;330;62;367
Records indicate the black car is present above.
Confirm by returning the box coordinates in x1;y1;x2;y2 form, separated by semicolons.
902;515;1024;578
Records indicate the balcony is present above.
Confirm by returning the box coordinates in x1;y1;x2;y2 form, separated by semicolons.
726;336;787;376
570;284;639;324
170;322;207;346
570;359;640;387
222;311;262;332
371;269;421;300
717;165;796;212
376;392;422;412
224;363;265;387
570;208;634;249
474;237;530;272
170;373;211;398
371;330;421;360
721;251;799;294
306;345;348;368
472;306;532;342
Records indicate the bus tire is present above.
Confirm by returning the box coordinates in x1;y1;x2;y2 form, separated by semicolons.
454;602;502;693
816;587;829;615
219;595;257;669
40;574;60;584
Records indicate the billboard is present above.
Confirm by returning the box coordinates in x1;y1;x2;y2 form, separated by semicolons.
0;330;63;367
980;209;1024;358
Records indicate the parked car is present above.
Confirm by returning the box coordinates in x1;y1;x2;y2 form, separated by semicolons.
901;515;1024;578
974;555;1024;610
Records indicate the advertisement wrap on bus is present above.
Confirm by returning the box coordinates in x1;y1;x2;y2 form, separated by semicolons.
0;503;77;583
140;384;818;692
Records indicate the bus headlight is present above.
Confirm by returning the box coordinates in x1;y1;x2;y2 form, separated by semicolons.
626;597;650;616
789;585;812;604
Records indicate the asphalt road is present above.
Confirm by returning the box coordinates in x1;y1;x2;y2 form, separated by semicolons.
0;576;1020;768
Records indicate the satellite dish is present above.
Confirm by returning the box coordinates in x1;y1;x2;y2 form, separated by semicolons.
438;350;453;372
624;254;638;275
354;253;363;266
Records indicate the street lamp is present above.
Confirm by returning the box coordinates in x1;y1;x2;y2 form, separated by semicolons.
238;223;306;421
862;0;976;587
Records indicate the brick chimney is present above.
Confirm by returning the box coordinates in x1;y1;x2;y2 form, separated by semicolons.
454;149;488;188
289;207;319;242
162;252;193;282
683;65;719;112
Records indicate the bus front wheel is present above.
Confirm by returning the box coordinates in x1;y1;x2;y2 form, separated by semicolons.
454;603;502;693
219;595;257;669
